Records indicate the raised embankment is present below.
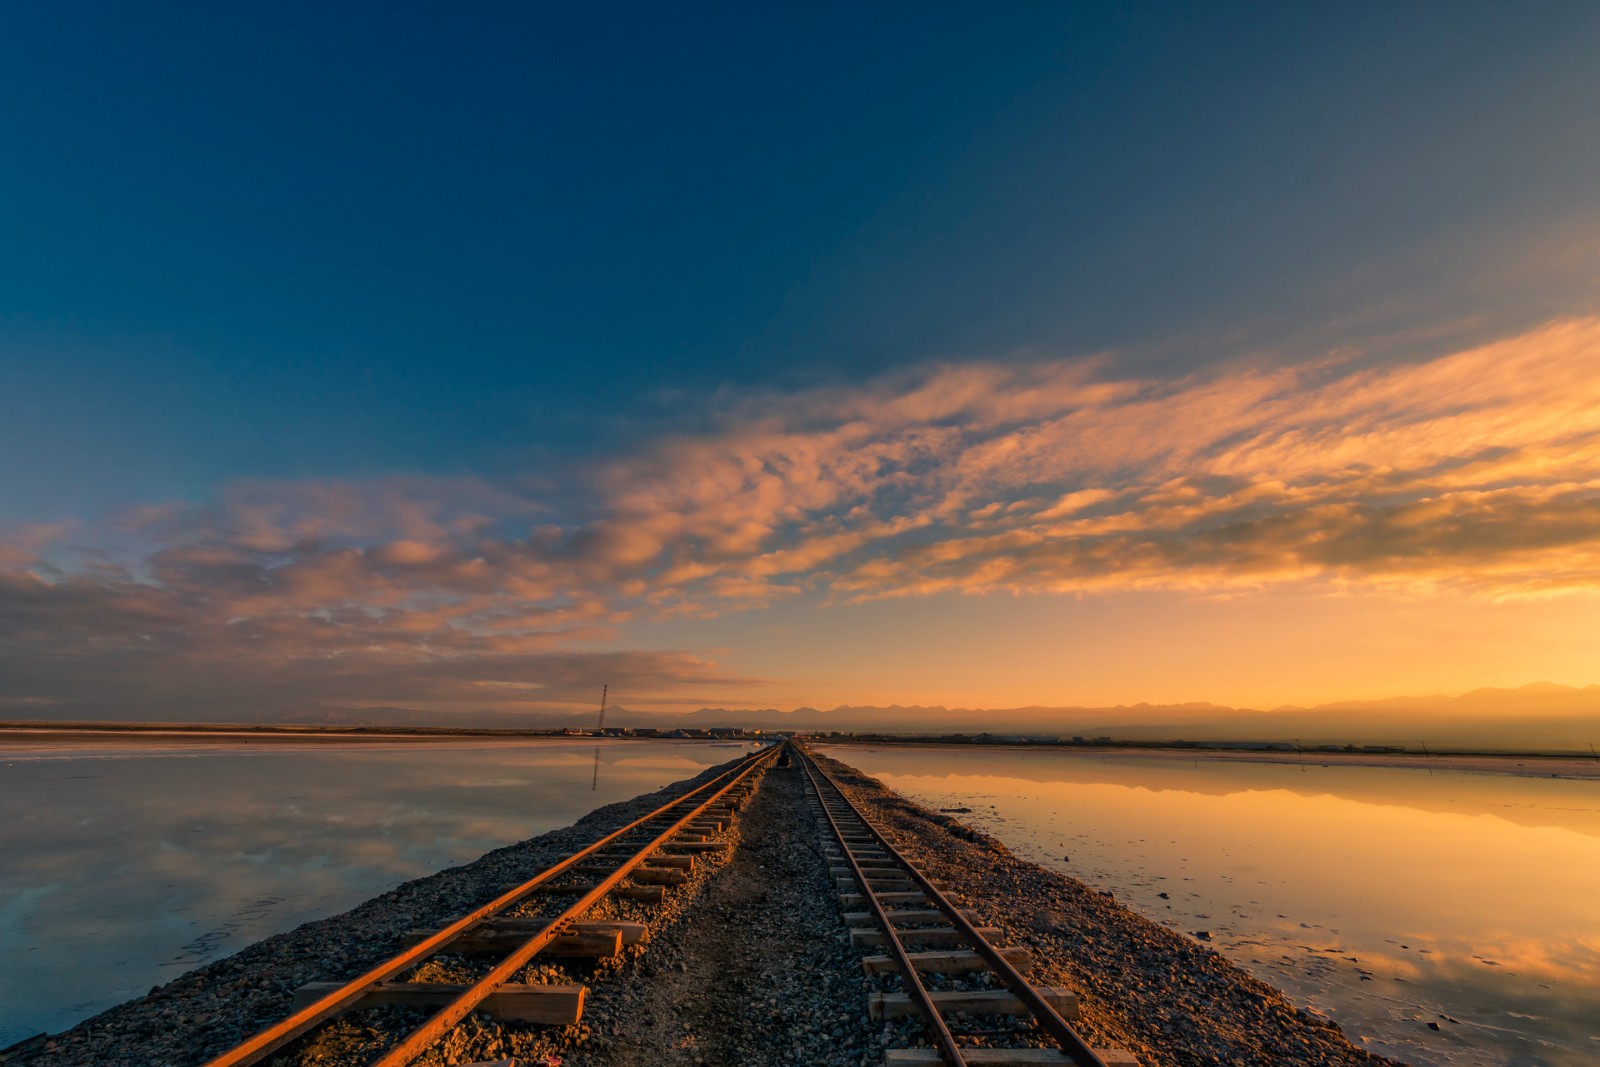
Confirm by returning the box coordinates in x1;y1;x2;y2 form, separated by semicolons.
1;746;1401;1067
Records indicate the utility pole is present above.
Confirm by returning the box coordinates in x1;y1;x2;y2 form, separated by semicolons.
592;685;607;791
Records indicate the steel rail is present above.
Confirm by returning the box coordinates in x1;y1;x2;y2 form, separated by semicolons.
798;745;966;1066
371;746;774;1066
797;744;1111;1067
205;746;774;1067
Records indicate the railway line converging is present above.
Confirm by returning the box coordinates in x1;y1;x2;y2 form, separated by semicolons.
795;744;1136;1067
202;744;776;1067
189;740;1140;1067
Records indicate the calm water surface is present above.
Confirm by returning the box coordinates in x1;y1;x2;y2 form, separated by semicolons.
824;744;1600;1067
0;735;747;1046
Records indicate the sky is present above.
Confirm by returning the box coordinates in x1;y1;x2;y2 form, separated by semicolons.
3;3;1600;721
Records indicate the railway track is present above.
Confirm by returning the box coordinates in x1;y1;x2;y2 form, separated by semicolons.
203;744;776;1067
795;744;1138;1067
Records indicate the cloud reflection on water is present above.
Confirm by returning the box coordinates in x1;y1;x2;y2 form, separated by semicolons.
0;737;732;1045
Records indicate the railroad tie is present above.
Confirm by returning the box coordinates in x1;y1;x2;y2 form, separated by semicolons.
838;890;934;908
572;861;691;880
629;867;690;886
291;982;585;1025
592;852;694;869
400;928;623;958
850;925;1001;949
662;840;729;852
868;987;1080;1021
484;918;649;945
841;908;984;927
860;946;1035;976
830;856;900;869
547;883;667;903
835;875;951;892
884;1051;1140;1066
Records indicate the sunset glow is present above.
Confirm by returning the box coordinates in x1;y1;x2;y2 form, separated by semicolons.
4;6;1600;723
4;316;1599;717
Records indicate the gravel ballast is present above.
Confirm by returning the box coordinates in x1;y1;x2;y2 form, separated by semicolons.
3;748;1410;1067
809;751;1406;1067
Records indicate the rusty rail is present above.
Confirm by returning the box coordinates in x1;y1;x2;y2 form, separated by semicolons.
796;743;1111;1067
205;744;776;1067
803;749;966;1065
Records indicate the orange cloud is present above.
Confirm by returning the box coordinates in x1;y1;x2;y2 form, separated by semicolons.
577;316;1600;606
3;315;1597;716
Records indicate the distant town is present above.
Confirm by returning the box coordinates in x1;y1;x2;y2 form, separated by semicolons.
0;720;1477;756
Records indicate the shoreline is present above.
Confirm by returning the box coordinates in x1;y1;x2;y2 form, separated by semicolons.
0;724;623;744
6;723;1597;778
7;724;1595;781
827;738;1600;781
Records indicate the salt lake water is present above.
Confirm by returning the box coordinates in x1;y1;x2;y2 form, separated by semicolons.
0;733;747;1047
824;744;1600;1067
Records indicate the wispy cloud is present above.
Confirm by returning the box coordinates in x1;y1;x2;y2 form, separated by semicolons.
592;315;1600;603
3;317;1598;716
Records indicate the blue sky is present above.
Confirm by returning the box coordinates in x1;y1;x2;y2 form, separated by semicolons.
4;3;1600;718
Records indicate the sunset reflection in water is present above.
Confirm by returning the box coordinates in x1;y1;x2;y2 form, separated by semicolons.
826;744;1600;1067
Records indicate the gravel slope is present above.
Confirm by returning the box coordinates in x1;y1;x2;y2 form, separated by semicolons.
575;756;870;1067
0;757;753;1067
810;751;1406;1067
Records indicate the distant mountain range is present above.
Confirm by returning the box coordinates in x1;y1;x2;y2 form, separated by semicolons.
36;682;1591;752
